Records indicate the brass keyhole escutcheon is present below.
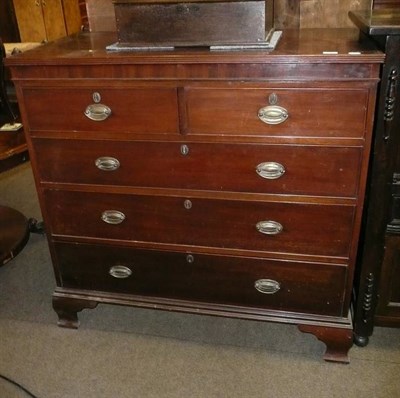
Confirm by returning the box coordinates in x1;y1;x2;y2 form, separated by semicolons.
180;144;189;156
184;199;192;209
93;92;101;103
269;93;278;105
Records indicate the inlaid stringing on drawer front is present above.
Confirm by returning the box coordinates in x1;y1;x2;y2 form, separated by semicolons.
23;87;179;134
184;87;369;137
45;190;355;258
23;85;368;139
33;139;363;198
55;241;347;317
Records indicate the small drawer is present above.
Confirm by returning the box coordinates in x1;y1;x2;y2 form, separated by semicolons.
33;138;362;198
54;241;347;317
184;87;368;138
45;190;355;258
23;87;179;134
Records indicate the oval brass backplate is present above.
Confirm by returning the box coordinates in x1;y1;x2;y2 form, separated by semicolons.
258;105;288;125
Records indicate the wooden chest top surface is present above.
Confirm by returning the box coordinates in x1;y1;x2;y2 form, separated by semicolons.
5;29;384;67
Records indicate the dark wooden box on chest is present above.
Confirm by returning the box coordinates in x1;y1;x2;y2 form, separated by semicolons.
113;0;274;46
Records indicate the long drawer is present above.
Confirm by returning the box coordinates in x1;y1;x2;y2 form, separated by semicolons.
22;87;179;133
54;241;347;317
44;190;355;258
33;138;362;197
184;87;369;137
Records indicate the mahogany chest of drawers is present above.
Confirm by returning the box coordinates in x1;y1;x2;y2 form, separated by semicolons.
6;29;384;363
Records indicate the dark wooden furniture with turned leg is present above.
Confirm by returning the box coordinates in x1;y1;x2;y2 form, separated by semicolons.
0;206;29;267
349;8;400;347
6;28;383;363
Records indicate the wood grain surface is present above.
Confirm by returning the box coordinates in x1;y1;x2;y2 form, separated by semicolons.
275;0;372;28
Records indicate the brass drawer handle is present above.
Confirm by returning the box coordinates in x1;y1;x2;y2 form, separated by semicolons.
256;220;283;235
95;157;120;171
255;279;281;294
84;103;112;121
109;265;132;279
101;210;126;225
258;105;288;125
256;162;285;179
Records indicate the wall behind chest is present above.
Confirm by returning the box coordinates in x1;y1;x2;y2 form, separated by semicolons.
13;0;82;42
275;0;373;28
82;0;374;32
